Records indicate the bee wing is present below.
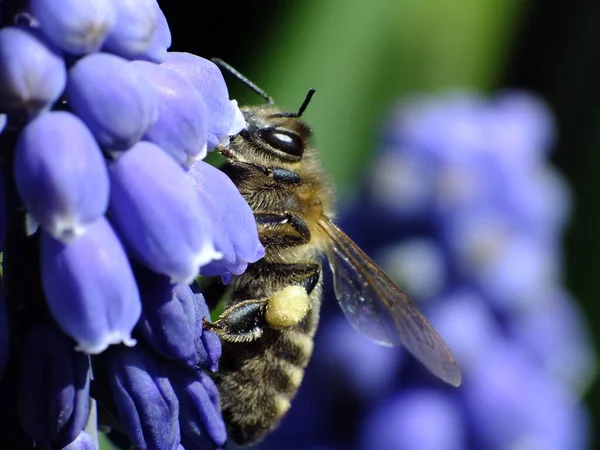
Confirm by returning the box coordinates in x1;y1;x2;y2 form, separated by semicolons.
318;219;462;387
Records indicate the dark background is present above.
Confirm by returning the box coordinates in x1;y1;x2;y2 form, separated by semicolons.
158;0;600;446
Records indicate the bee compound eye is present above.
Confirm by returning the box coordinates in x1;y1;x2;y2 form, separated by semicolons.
260;128;305;157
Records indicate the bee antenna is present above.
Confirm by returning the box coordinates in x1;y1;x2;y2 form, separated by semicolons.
270;88;316;118
296;88;316;117
212;58;274;104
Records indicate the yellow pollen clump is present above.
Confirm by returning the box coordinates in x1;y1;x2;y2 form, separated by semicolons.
264;285;310;329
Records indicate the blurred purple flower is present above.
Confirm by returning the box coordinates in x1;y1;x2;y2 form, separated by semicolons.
465;344;589;450
255;92;593;450
363;92;591;450
359;389;466;450
316;315;404;400
508;288;596;392
368;150;437;219
486;91;555;168
427;289;501;373
374;238;446;301
474;234;559;313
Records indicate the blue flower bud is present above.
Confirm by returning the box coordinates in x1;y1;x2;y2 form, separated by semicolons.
103;0;158;59
135;267;193;363
18;325;91;446
133;61;209;164
0;27;66;115
66;53;158;150
105;346;181;450
194;293;221;372
162;53;246;148
0;114;6;133
41;217;141;354
137;3;171;63
14;111;109;242
30;0;116;54
62;431;96;450
188;161;264;282
166;365;226;449
135;267;218;367
109;141;220;284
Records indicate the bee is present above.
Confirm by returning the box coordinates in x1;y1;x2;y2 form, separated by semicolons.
205;60;461;446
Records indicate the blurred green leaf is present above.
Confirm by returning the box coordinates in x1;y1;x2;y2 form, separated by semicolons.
99;432;118;450
249;0;524;194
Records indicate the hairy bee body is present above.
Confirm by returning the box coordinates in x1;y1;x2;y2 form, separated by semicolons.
214;105;334;445
210;91;460;446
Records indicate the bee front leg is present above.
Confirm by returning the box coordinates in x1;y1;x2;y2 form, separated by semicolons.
204;286;310;343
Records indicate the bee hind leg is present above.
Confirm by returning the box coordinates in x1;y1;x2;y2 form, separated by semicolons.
203;298;268;343
204;286;311;343
264;285;310;329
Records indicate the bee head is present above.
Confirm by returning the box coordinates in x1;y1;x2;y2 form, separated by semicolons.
238;90;315;163
212;58;315;163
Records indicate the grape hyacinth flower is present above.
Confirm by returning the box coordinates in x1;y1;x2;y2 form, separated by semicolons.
0;2;264;449
251;92;595;450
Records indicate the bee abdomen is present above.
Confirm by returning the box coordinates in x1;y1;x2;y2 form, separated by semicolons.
215;266;322;445
216;327;317;445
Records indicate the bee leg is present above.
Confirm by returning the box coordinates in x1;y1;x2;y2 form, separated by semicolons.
204;285;312;342
204;298;268;343
254;212;311;248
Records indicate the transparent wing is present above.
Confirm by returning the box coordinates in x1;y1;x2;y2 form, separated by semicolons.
318;219;461;387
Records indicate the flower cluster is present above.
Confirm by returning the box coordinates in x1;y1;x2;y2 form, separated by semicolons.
253;92;595;450
0;1;264;449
